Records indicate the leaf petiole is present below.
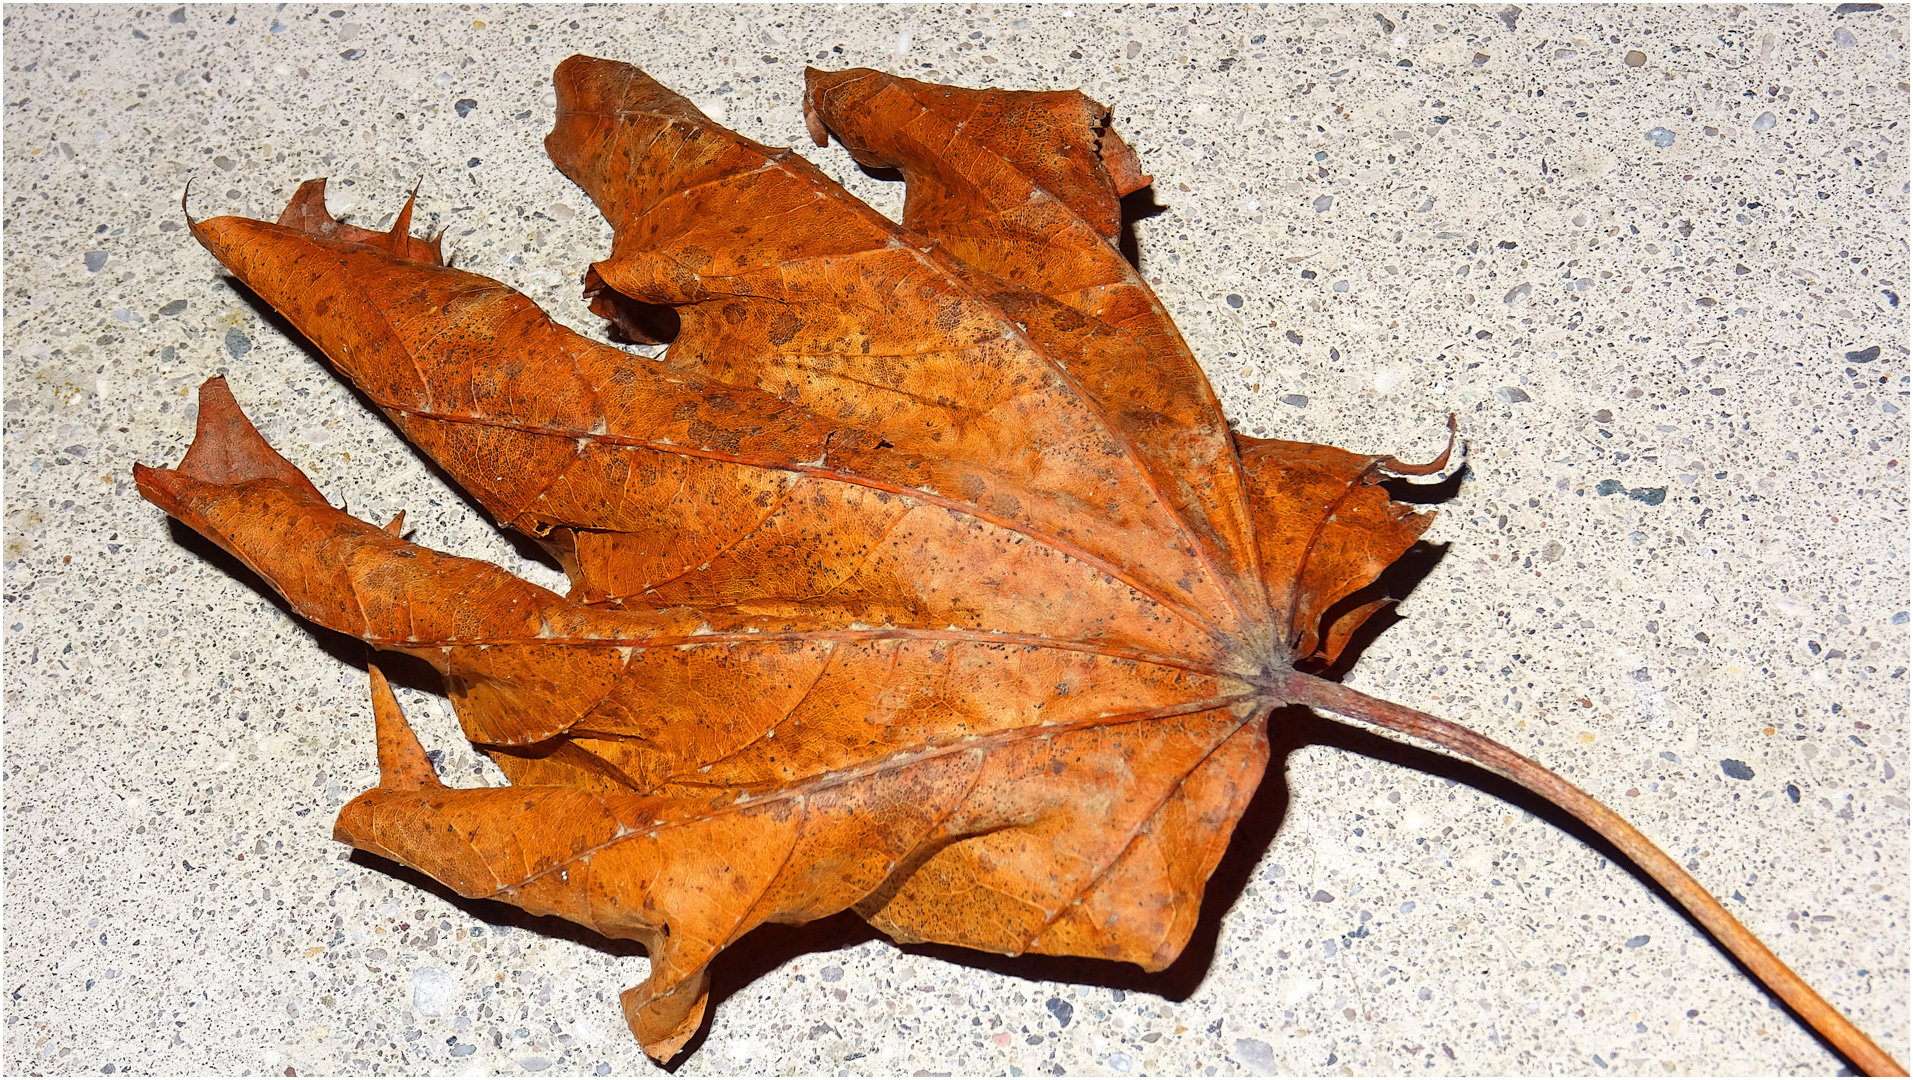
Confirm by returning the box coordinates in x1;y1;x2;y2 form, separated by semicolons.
1284;671;1905;1078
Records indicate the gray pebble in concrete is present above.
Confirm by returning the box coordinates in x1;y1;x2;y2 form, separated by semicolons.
1234;1036;1277;1073
410;966;455;1017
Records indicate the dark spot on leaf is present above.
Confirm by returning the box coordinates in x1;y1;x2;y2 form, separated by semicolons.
766;309;801;345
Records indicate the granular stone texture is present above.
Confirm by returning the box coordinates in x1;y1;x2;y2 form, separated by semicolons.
4;5;1906;1075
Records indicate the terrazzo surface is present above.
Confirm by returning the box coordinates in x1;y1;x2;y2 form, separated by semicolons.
4;4;1908;1076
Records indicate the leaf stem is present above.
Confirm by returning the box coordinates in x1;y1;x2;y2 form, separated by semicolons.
1284;672;1905;1078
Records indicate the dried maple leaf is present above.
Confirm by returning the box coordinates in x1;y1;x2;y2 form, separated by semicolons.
136;56;1901;1075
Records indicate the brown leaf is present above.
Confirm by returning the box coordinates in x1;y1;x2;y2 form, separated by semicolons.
1233;428;1451;664
138;376;1266;1060
139;56;1900;1076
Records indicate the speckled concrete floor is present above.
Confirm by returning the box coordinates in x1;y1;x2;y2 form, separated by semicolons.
4;4;1907;1076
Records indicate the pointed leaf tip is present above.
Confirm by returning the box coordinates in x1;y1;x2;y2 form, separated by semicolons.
388;186;418;247
265;176;445;266
276;177;338;232
369;663;442;791
180;176;199;230
1379;413;1460;477
175;377;328;502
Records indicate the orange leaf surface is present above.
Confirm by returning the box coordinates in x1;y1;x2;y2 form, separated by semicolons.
136;57;1901;1075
